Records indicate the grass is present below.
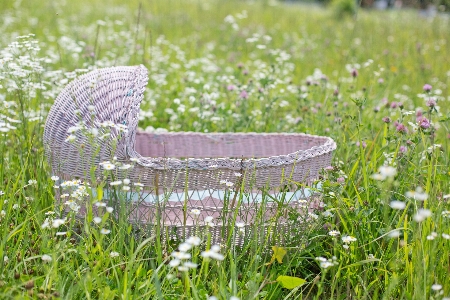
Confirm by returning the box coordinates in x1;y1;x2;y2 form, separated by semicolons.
0;0;450;299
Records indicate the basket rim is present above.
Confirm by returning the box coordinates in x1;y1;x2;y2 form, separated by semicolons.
132;131;336;171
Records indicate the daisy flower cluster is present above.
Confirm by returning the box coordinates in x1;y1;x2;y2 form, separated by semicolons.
65;119;129;144
52;178;90;213
168;236;204;272
315;256;339;269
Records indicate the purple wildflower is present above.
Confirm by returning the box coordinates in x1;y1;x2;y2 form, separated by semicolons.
351;69;358;78
227;85;235;91
418;117;431;129
426;98;436;108
239;90;248;99
423;84;432;92
396;123;408;134
356;141;367;148
382;117;391;123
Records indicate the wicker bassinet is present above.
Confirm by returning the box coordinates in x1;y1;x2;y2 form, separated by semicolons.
43;65;336;244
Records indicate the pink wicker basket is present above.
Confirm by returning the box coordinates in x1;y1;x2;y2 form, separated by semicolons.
43;65;336;244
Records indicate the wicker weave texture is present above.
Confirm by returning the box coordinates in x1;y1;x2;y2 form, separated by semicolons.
43;65;336;243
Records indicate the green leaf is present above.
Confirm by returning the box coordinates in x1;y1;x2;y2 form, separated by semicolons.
276;276;306;290
268;246;287;264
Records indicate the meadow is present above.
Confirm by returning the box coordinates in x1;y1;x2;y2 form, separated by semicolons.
0;0;450;299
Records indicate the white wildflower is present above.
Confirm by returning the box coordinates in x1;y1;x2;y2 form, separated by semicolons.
52;218;65;228
41;218;50;229
342;235;357;243
169;259;181;267
89;128;99;136
235;222;245;228
119;164;132;170
100;228;111;234
371;173;386;181
328;230;340;237
405;186;428;201
171;251;191;260
315;256;338;269
201;244;225;261
431;284;443;291
67;126;82;133
379;166;397;178
413;209;432;222
186;236;201;246
388;230;401;238
41;254;52;262
390;200;406;210
179;243;192;252
100;162;115;170
183;261;198;269
190;209;201;216
65;134;76;142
